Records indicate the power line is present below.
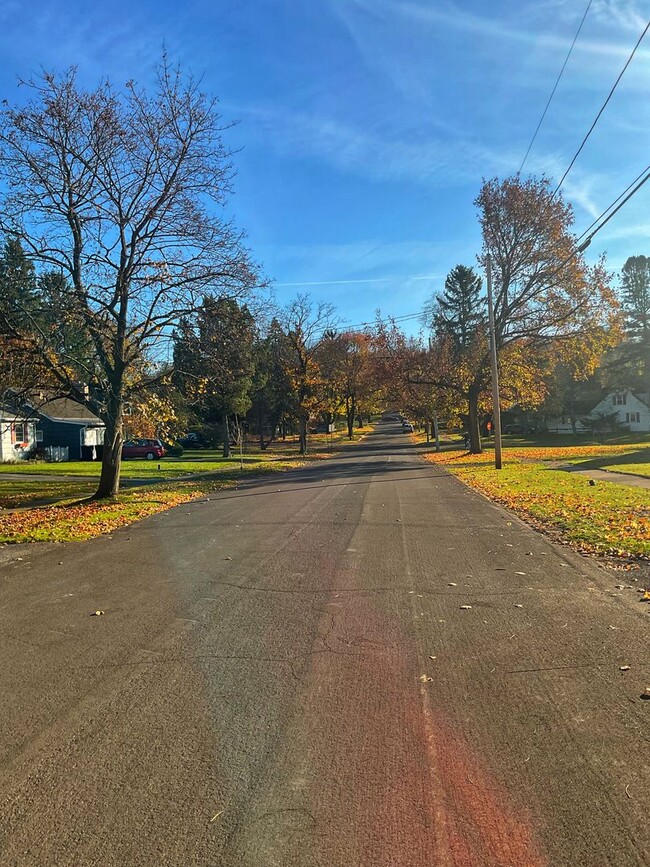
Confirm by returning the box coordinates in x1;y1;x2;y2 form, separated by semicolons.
542;163;650;281
575;166;650;250
553;17;650;197
312;310;423;339
519;0;593;174
575;162;650;245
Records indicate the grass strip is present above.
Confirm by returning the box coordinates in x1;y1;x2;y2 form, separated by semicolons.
423;449;650;559
0;426;375;543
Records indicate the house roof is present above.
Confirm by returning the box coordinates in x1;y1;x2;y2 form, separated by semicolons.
0;406;30;422
37;398;103;425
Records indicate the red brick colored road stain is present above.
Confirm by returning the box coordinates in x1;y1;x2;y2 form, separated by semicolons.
298;594;546;867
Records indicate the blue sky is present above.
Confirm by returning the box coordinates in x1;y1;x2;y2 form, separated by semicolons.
0;0;648;332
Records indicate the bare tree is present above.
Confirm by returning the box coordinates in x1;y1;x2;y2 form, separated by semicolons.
282;295;335;455
0;56;262;497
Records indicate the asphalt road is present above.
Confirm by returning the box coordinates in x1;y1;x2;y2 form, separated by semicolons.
1;420;648;866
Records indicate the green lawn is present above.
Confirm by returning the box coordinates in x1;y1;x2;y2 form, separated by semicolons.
0;427;374;480
0;477;97;509
600;462;650;478
422;447;650;558
0;424;375;540
555;447;650;479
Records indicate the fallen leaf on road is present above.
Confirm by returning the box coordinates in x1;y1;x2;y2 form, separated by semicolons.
514;604;524;608
641;687;650;700
619;665;630;671
210;811;224;822
460;605;472;610
515;572;527;576
224;556;232;561
419;675;433;683
429;655;437;660
448;582;457;586
91;610;105;616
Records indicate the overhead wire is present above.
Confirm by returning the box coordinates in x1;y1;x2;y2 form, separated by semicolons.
574;162;650;246
553;17;650;197
572;165;650;251
518;0;593;174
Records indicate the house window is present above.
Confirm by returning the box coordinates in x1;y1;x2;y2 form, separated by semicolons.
626;412;640;424
613;393;626;406
36;429;44;443
11;422;27;444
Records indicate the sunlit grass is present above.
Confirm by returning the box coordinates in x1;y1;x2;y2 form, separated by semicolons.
0;424;375;543
423;448;650;558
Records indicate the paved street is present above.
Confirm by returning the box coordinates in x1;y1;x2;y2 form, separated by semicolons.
1;419;648;866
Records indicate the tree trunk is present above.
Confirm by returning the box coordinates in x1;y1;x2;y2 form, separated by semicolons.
299;415;308;455
94;395;123;499
346;396;355;439
425;419;431;443
433;414;441;452
222;415;231;458
468;386;483;454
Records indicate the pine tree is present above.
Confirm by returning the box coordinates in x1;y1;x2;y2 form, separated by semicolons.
620;256;650;340
619;255;650;396
431;265;485;351
173;297;257;458
0;237;38;331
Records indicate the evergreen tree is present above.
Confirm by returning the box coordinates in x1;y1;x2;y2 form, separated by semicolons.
0;237;38;331
619;255;650;395
247;319;295;448
173;298;257;458
620;255;650;341
429;265;485;351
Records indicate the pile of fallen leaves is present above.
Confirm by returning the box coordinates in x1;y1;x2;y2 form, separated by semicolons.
507;445;638;461
425;449;650;558
0;482;220;544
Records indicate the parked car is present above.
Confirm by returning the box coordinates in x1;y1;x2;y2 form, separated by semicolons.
402;422;414;432
503;423;535;435
122;439;166;460
178;432;209;449
162;441;184;457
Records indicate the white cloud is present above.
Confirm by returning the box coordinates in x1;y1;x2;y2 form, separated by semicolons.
240;102;520;189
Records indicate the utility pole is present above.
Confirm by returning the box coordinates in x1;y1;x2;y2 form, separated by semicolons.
486;254;502;470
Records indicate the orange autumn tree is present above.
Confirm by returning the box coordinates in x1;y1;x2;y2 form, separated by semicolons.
464;175;619;453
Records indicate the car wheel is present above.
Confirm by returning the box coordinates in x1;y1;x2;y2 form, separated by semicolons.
146;452;155;460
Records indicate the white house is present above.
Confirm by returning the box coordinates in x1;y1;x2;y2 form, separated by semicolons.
0;407;37;462
589;390;650;433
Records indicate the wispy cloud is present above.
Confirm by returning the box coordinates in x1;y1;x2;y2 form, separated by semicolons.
351;0;650;62
239;102;519;188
